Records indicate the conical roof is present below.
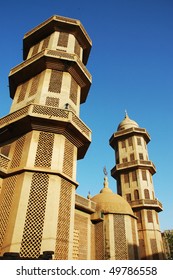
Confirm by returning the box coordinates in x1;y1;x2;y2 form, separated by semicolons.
91;177;134;216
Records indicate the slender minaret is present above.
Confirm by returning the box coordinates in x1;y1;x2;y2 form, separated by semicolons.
109;113;165;259
0;15;92;259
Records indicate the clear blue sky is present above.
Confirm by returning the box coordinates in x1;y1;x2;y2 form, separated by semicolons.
0;0;172;231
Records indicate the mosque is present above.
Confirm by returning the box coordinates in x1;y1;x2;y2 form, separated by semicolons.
0;15;164;260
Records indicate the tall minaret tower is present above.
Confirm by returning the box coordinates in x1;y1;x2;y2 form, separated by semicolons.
109;113;164;259
0;15;92;259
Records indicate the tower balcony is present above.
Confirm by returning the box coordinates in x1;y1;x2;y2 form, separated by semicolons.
130;199;163;212
9;49;92;104
111;159;156;179
0;104;91;159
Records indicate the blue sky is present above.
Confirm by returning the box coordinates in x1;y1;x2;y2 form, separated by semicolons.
0;0;173;231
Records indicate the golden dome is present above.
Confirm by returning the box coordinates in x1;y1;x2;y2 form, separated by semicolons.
117;112;139;131
91;177;134;217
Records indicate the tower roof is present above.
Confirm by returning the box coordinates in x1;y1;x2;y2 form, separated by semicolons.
117;112;139;131
23;15;92;65
91;176;135;217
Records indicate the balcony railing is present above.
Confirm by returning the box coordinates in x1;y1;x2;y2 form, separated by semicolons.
0;104;91;140
130;199;163;211
75;194;96;213
112;159;156;175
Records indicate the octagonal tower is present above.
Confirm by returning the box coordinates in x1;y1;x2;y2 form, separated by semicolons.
109;113;164;260
0;15;92;259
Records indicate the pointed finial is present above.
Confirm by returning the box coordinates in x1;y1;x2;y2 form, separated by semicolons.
103;176;109;189
125;109;128;118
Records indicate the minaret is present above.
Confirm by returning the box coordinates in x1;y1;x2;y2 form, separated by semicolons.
109;113;164;259
0;15;92;259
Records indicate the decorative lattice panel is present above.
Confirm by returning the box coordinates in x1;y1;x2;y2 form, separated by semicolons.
73;213;88;260
32;42;40;56
72;229;79;260
32;105;68;118
1;145;10;157
70;77;78;105
10;135;26;169
34;132;54;168
0;176;17;253
0;106;29;126
95;221;104;260
0;154;9;169
48;70;63;93
54;179;73;259
147;210;153;223
74;38;81;57
20;173;49;258
17;80;29;103
114;215;128;260
150;238;159;259
28;73;41;97
62;139;74;178
72;114;90;137
41;36;50;50
58;32;69;47
45;97;59;107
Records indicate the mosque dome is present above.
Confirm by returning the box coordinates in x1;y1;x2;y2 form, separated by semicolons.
117;112;139;131
91;177;134;217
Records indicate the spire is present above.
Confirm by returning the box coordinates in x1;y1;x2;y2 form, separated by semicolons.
125;109;128;118
100;168;112;194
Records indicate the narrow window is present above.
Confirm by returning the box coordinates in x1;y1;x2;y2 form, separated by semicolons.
126;193;131;201
139;153;144;160
147;210;153;223
121;140;126;148
142;170;147;181
58;32;69;47
137;137;142;145
134;189;139;199
130;153;135;161
144;189;150;199
122;157;128;163
124;173;129;183
128;137;133;146
132;170;137;181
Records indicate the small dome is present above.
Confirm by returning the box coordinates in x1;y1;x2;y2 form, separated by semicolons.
91;177;134;216
117;112;139;131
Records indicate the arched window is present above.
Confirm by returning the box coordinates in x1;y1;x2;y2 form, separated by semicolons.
134;190;139;200
144;189;150;199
